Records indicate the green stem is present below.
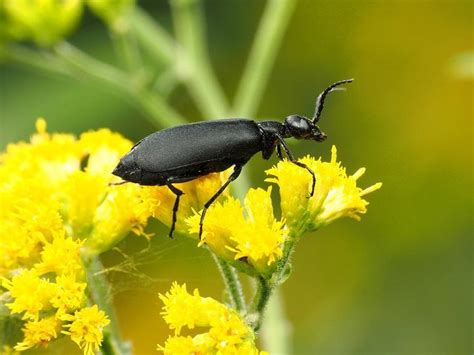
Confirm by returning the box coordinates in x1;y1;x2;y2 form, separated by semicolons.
233;0;298;117
251;237;298;334
53;42;187;126
130;7;176;65
210;252;246;313
110;24;142;73
83;256;130;355
5;45;73;76
170;0;229;118
250;276;272;331
260;288;291;355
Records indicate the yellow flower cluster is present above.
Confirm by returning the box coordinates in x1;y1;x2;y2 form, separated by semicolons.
266;145;382;235
0;119;152;353
186;187;286;275
158;282;267;355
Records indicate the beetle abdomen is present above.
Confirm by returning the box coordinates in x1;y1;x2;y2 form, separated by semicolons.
134;119;261;172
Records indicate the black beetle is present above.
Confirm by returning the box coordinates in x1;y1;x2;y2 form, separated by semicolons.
112;79;353;238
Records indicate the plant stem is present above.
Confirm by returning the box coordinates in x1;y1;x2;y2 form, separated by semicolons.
233;0;298;117
83;256;130;355
130;7;176;65
6;45;73;76
210;252;246;313
251;237;298;335
260;288;291;355
53;42;187;126
170;0;229;118
250;276;273;331
110;25;142;73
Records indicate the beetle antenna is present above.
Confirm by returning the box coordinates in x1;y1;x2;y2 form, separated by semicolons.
312;79;354;123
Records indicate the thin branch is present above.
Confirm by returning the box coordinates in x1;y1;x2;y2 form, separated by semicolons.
233;0;298;117
170;0;229;118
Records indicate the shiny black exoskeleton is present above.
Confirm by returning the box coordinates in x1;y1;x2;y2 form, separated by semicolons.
113;79;353;238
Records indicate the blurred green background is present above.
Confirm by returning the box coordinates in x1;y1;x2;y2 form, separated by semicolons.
1;0;472;354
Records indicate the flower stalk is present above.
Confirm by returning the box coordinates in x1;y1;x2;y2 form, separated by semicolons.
209;252;246;313
83;256;131;355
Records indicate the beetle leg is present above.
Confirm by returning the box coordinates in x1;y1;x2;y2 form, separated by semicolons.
276;143;284;160
199;164;243;239
166;183;184;239
276;134;316;197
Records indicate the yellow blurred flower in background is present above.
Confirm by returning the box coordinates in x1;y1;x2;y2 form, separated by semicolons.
158;282;267;355
1;0;83;46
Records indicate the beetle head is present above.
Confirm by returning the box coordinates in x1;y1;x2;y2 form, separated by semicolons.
284;115;327;142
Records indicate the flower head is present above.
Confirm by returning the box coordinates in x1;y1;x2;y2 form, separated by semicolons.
14;316;61;351
62;305;110;355
2;270;56;321
266;145;382;234
0;119;145;353
186;187;286;275
158;282;266;355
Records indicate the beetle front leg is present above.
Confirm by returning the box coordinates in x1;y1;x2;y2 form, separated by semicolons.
199;164;243;239
166;183;184;239
276;135;316;197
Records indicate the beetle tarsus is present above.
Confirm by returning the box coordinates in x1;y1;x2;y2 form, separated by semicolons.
199;164;243;239
167;183;184;239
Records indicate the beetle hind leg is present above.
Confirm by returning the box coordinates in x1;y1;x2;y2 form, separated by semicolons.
199;164;243;239
166;183;184;239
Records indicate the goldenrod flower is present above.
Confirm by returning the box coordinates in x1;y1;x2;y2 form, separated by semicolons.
35;233;84;276
14;316;61;351
158;282;266;355
2;270;56;321
61;305;110;355
266;145;382;234
50;274;86;316
186;187;286;274
1;0;83;46
0;119;149;353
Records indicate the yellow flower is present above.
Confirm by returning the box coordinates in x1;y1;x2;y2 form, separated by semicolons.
35;233;84;276
158;282;265;355
2;270;56;320
266;145;382;234
62;305;110;355
50;274;86;316
2;0;83;46
0;119;143;353
186;187;286;274
149;169;232;235
14;316;60;351
85;182;156;254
